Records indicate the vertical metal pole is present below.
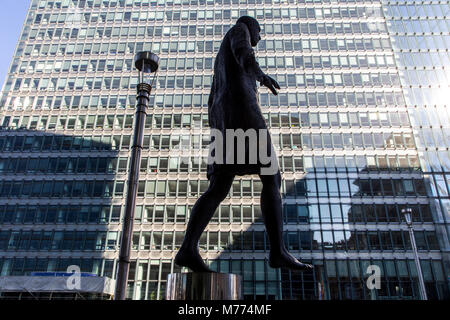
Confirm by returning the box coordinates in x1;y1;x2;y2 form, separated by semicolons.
407;225;428;300
115;83;151;300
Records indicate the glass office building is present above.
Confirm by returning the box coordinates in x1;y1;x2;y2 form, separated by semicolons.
0;0;448;300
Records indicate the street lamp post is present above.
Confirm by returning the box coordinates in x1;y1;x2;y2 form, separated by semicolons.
115;51;159;300
402;207;428;300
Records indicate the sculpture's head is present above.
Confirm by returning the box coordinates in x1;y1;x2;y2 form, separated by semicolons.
236;16;261;47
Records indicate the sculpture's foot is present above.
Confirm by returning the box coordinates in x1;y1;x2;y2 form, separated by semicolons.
174;248;214;273
269;249;313;271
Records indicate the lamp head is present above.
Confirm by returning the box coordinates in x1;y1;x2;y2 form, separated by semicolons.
401;208;412;226
134;51;159;87
134;51;159;73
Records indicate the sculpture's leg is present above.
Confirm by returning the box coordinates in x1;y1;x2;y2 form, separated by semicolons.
259;171;313;271
259;171;284;253
175;172;235;272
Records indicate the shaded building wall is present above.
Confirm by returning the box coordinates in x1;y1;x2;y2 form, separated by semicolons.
0;0;448;300
0;130;119;283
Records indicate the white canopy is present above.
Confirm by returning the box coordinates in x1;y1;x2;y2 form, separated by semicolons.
0;276;115;296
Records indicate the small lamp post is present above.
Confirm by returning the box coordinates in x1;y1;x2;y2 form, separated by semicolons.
115;51;159;300
402;207;428;300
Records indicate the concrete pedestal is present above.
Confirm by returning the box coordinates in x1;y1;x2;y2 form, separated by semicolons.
166;273;242;300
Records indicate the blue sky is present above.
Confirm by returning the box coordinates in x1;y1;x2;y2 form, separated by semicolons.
0;0;30;89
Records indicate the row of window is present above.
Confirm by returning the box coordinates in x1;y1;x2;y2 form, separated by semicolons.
9;72;403;93
296;132;415;150
0;230;118;252
397;51;450;68
286;203;434;224
9;74;210;92
0;154;424;178
1;111;412;133
14;56;216;74
16;58;134;73
415;127;450;150
2;93;204;109
385;4;450;18
34;0;379;10
17;40;392;70
0;177;429;199
156;229;440;251
114;132;418;150
29;24;231;39
256;111;408;129
0;204;123;224
1;255;446;300
121;90;399;109
0;202;435;225
31;22;388;40
0;133;417;154
422;150;450;172
2;90;407;111
20;40;219;57
403;86;450;107
3;113;137;130
33;6;383;23
409;106;450;128
162;72;401;88
388;19;450;34
1;113;205;130
13;53;397;77
16;37;393;59
0;157;119;174
0;179;122;198
0;131;418;152
424;173;449;197
0;228;441;252
267;54;395;69
134;154;422;173
401;69;449;87
306;259;448;300
136;203;435;225
141;202;434;225
0;134;128;151
262;37;389;54
0;256;114;278
392;35;450;50
282;178;429;198
323;257;447;283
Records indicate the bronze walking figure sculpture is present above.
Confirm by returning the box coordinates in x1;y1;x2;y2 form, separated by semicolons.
175;16;313;272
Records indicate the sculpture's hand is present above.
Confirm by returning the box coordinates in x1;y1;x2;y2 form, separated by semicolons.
259;74;280;95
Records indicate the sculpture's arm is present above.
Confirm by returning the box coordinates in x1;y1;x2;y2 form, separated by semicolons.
208;75;215;107
207;76;215;128
230;24;280;95
230;23;265;81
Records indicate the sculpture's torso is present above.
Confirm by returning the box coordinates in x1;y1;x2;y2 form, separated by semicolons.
207;24;274;179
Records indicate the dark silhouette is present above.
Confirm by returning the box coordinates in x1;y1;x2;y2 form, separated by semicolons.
175;16;313;273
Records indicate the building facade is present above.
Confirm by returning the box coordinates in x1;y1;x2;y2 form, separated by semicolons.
0;0;448;300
